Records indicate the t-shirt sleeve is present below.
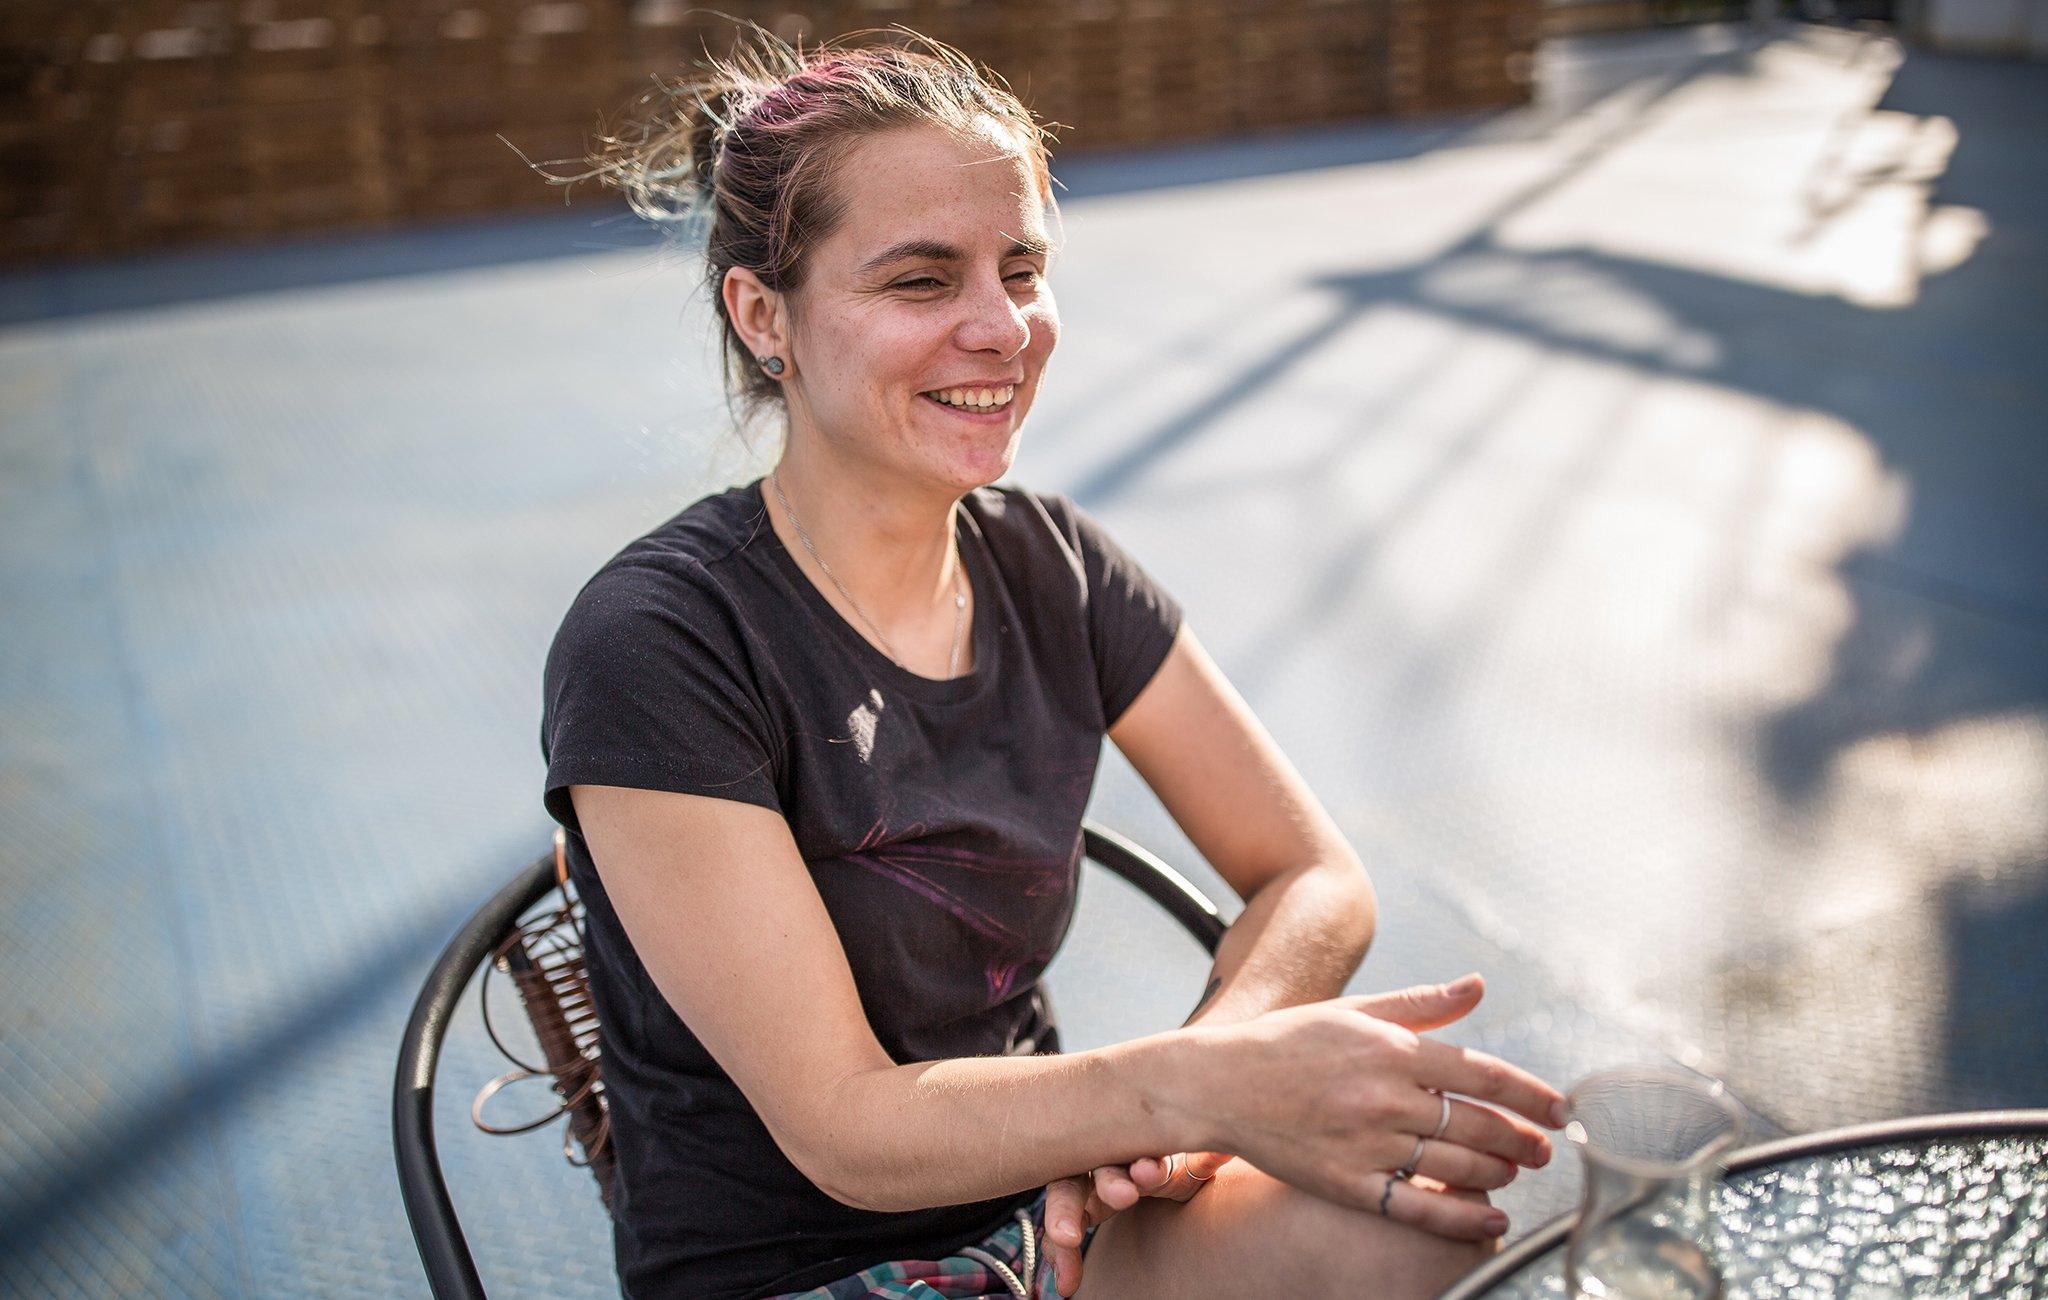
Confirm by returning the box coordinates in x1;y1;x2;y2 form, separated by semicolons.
540;562;784;837
1038;491;1185;728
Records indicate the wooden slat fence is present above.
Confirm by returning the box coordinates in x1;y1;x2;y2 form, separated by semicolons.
1;0;1537;265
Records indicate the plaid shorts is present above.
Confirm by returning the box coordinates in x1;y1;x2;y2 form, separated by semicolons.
766;1187;1101;1299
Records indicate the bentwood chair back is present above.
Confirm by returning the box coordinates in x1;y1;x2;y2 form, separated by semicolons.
393;820;1229;1300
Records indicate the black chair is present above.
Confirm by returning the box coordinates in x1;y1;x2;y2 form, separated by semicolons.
393;820;1230;1300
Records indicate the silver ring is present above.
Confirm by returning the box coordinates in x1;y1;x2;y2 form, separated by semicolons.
1431;1090;1452;1140
1160;1152;1182;1183
1396;1135;1426;1180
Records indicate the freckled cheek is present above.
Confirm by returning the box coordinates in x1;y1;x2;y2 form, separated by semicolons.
1024;306;1061;384
1019;321;1064;407
815;316;927;402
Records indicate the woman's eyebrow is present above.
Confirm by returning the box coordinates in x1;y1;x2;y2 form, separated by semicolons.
857;235;1050;276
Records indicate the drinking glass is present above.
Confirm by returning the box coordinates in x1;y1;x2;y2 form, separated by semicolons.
1562;1067;1745;1299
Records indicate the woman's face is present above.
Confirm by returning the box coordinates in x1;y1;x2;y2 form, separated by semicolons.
781;122;1060;493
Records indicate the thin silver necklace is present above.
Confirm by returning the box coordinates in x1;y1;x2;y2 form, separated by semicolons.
769;470;969;679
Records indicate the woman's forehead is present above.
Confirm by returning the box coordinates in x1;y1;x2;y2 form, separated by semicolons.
825;126;1049;267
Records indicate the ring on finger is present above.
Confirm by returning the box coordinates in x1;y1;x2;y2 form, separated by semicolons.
1395;1135;1426;1180
1160;1152;1183;1183
1430;1090;1452;1140
1378;1169;1409;1217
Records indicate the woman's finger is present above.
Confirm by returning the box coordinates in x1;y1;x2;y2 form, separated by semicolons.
1042;1179;1091;1299
1091;1163;1142;1211
1412;1039;1568;1130
1405;1138;1519;1191
1084;1186;1109;1227
1132;1151;1234;1201
1371;1172;1510;1242
1401;1091;1554;1168
1045;1176;1092;1249
1047;1231;1080;1298
1342;974;1485;1031
1128;1156;1179;1194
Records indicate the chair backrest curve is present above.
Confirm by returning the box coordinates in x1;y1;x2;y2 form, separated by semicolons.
394;819;1228;1300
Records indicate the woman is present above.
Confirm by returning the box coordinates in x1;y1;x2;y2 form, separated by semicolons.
540;27;1565;1300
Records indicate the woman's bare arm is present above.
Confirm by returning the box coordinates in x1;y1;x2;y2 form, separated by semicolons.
1108;624;1377;1029
570;781;1219;1214
820;1026;1214;1213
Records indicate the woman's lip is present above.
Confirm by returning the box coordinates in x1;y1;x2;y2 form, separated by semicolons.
919;392;1013;421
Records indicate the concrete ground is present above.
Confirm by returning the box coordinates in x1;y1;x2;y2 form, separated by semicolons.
2;19;2043;1298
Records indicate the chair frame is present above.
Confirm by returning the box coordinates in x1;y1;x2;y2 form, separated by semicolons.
393;820;1230;1300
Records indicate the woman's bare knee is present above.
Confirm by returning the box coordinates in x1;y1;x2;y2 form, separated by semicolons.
1069;1162;1500;1300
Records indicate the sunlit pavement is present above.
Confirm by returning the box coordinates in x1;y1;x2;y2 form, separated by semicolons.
2;20;2041;1295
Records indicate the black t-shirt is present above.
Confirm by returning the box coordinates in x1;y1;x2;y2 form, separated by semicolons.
539;476;1183;1300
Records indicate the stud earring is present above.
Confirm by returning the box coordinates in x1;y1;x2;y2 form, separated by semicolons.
760;355;785;375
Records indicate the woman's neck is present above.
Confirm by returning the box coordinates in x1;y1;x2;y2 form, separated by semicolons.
764;447;968;628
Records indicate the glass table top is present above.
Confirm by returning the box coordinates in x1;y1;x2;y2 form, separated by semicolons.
1478;1134;2048;1297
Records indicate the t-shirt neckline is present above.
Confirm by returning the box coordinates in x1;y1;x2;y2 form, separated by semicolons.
748;477;1000;705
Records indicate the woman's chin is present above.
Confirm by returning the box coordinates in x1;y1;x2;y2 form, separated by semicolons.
931;443;1016;494
918;422;1021;487
973;427;1025;480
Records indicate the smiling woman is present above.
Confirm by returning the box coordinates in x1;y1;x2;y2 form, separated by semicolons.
538;27;1102;1299
577;24;1062;460
536;19;1561;1300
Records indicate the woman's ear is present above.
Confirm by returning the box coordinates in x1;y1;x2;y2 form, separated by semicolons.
722;266;788;372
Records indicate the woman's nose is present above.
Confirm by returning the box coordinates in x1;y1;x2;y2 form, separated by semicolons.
955;274;1031;358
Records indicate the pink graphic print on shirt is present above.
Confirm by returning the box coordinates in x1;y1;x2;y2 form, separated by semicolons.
838;817;1079;1006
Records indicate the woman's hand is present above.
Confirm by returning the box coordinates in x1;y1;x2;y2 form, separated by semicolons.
1198;975;1566;1241
1042;1150;1234;1297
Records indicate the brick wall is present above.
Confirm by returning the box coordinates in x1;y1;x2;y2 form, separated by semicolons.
2;0;1538;266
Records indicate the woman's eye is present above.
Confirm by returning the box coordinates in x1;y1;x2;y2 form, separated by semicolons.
894;270;1039;292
